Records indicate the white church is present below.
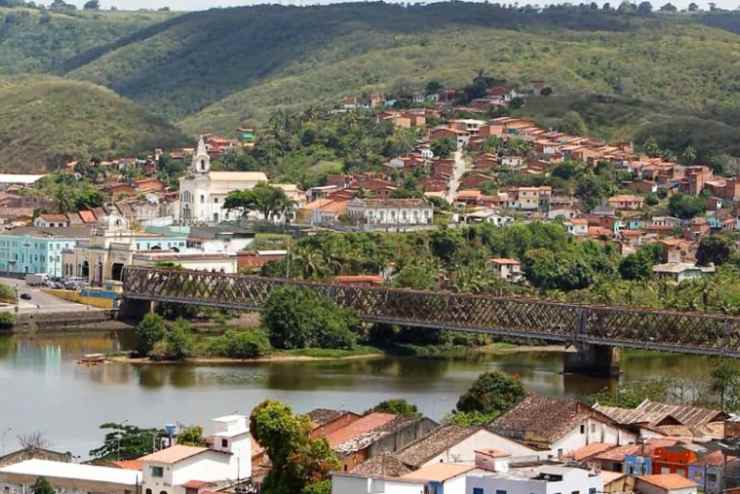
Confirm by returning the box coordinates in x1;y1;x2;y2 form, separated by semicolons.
178;136;268;224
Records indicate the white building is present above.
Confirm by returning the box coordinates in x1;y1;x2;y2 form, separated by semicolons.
132;252;238;273
466;462;603;494
488;258;523;282
332;464;476;494
0;459;141;494
140;415;251;494
178;137;268;225
565;218;589;237
652;262;715;283
346;198;433;226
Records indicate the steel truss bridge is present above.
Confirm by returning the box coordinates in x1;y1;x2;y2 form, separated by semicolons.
122;266;740;358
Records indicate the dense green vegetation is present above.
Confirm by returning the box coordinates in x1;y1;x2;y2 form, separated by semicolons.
0;7;174;74
0;4;738;168
250;400;339;494
0;77;187;171
446;371;525;425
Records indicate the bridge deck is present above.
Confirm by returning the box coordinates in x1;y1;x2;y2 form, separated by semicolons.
122;267;740;358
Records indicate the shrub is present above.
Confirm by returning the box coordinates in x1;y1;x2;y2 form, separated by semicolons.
263;286;358;350
208;329;272;359
456;371;526;416
0;312;15;329
150;319;193;361
134;313;166;357
0;283;15;303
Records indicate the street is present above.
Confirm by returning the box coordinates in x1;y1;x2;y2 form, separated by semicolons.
445;149;467;204
0;277;92;313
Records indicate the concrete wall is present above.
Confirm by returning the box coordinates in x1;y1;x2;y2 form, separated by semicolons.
423;430;537;467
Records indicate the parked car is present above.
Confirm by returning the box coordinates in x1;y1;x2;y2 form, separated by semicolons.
20;293;32;300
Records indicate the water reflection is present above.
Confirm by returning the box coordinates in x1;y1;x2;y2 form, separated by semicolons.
0;331;724;458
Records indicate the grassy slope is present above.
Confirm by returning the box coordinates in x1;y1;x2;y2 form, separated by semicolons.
0;7;175;74
179;20;740;141
0;77;188;172
59;3;740;142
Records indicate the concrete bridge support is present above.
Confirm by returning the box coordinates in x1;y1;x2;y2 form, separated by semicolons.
117;298;154;322
564;343;622;377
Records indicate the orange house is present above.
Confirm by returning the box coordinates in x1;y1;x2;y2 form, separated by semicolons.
652;444;700;477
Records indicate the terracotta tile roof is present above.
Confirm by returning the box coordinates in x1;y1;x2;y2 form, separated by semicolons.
401;463;475;482
593;439;677;462
138;445;207;464
490;258;520;265
638;474;698;490
565;443;616;461
491;395;609;448
182;480;211;489
656;423;725;440
324;413;397;449
78;210;97;223
111;460;142;471
593;400;727;428
351;454;412;477
395;425;478;468
307;409;354;428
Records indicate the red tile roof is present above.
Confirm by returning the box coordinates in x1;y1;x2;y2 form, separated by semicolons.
638;474;698;490
324;413;397;449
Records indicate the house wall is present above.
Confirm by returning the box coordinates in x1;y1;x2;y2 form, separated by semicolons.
550;419;635;458
368;419;438;458
331;475;425;494
0;235;79;278
0;473;135;494
422;430;538;467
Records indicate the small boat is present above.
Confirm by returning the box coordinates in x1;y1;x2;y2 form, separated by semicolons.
79;353;106;365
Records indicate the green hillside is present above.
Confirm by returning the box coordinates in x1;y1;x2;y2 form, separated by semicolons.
0;77;188;172
0;7;175;74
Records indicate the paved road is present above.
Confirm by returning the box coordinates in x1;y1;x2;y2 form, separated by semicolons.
445;149;467;203
0;277;92;313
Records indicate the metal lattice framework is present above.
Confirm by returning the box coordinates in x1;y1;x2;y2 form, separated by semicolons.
122;266;740;357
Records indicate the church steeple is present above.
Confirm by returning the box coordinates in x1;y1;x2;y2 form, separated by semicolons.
192;135;211;174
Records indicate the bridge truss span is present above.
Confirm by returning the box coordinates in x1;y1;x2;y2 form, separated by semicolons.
122;266;740;357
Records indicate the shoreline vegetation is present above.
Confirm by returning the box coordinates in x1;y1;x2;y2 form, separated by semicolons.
107;341;570;366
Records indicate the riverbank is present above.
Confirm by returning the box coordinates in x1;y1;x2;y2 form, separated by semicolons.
108;341;569;366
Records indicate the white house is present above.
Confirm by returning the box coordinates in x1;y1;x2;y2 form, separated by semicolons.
132;252;238;273
178;137;268;224
346;198;433;226
331;472;427;494
140;415;251;494
395;425;539;470
488;258;523;282
0;459;141;494
565;218;589;237
652;262;715;283
466;463;603;494
490;395;636;459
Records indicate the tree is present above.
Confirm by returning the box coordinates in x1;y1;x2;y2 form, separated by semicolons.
430;137;456;158
224;183;295;223
176;426;205;446
637;1;652;14
688;2;699;10
17;432;49;450
680;145;697;165
558;111;588;136
134;313;166;357
619;244;665;280
369;399;421;418
425;80;443;95
696;235;734;266
393;259;438;290
710;360;740;411
89;423;163;460
523;249;595;290
250;400;339;494
668;193;706;219
540;87;553;96
31;477;54;494
83;0;99;9
155;319;193;361
659;2;677;11
643;137;661;158
263;286;357;350
575;174;607;211
456;371;525;418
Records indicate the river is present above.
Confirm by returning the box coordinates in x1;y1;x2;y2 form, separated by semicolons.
0;331;726;459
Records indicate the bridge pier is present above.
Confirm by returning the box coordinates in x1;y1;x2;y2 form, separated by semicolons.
117;298;154;322
564;344;621;377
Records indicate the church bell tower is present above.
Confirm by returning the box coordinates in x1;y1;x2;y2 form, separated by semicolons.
192;135;211;174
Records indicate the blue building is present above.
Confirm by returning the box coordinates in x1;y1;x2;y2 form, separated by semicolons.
0;226;91;278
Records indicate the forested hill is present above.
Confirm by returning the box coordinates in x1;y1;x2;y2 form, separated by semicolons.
0;2;740;170
0;7;174;74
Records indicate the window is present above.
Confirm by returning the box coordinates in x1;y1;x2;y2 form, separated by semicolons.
557;449;563;458
473;489;484;494
201;195;205;203
221;439;228;448
591;423;596;433
589;489;597;494
580;424;585;434
151;466;164;477
707;473;718;483
495;490;507;494
571;491;579;494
